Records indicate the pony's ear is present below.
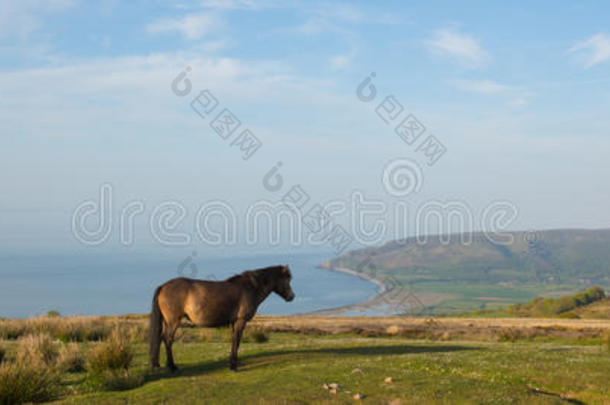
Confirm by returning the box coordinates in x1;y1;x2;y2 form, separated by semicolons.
282;265;289;274
246;272;259;288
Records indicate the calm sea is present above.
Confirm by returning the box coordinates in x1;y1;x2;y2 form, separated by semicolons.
0;251;378;318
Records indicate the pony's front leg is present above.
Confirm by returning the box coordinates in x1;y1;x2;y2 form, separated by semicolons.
229;319;246;371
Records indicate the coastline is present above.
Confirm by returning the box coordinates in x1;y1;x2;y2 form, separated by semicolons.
305;265;389;316
311;265;450;316
327;266;387;293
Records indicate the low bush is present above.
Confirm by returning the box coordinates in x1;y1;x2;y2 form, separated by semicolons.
0;316;118;343
557;311;580;319
0;320;26;340
497;327;524;342
0;362;61;404
58;343;86;373
508;286;606;317
87;327;134;374
16;333;59;367
245;329;269;343
55;319;112;343
85;326;143;392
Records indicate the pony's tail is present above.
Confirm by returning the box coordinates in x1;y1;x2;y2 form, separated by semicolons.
149;286;163;368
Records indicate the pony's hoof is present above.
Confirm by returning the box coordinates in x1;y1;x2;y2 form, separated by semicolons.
168;365;179;373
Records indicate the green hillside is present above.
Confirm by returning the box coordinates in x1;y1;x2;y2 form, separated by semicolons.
322;229;610;314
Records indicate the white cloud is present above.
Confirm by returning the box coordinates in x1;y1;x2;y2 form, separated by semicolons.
147;13;221;40
451;79;510;94
0;50;348;140
425;28;489;67
507;97;527;108
329;54;350;70
199;0;267;10
450;79;531;107
291;3;399;36
0;0;76;39
311;3;364;24
568;33;610;68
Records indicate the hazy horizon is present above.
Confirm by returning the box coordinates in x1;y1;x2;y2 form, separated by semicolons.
2;1;610;256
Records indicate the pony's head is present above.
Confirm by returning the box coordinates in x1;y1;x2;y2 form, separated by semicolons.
274;265;294;302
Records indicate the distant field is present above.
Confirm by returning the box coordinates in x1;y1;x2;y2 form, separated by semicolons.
321;229;610;315
1;315;610;404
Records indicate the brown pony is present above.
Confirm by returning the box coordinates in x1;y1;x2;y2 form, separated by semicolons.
149;265;294;371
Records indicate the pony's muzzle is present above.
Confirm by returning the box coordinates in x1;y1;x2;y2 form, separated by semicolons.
285;291;295;302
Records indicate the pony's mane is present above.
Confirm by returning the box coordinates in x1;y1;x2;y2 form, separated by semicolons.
226;265;286;283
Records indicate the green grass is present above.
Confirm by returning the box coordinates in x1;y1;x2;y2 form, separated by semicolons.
398;281;549;315
42;332;610;404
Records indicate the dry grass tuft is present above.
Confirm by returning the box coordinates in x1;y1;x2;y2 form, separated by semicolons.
87;326;134;374
386;325;401;335
85;326;143;391
58;343;86;373
16;333;59;367
0;316;147;343
244;329;269;343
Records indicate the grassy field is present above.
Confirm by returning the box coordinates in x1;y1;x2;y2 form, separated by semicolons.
1;315;610;404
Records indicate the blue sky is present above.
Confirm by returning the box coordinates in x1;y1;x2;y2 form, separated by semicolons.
1;0;610;253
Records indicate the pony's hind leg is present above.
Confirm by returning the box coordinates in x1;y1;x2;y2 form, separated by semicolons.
162;318;180;372
229;318;247;371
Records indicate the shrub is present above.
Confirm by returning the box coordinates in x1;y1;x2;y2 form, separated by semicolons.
0;362;61;404
246;329;269;343
58;343;86;373
16;334;59;367
508;286;606;317
386;325;401;335
84;319;114;342
55;319;111;343
87;327;134;374
56;323;85;343
85;326;142;392
557;311;579;319
497;328;524;342
0;317;142;344
46;310;61;318
24;317;54;336
0;320;25;340
124;323;148;344
0;347;5;364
